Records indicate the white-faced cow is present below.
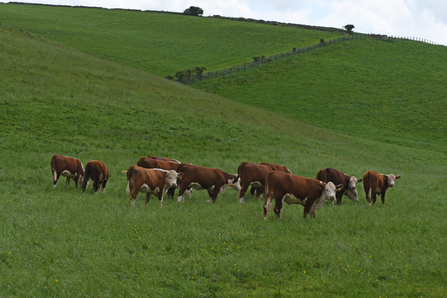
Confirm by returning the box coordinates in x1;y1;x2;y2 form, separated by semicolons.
137;157;184;199
264;171;343;220
316;167;362;205
176;164;240;203
363;170;401;205
237;162;273;203
51;155;85;188
125;165;182;207
247;162;292;199
82;160;109;194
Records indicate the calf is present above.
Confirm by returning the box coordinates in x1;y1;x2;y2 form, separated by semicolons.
363;170;401;205
126;165;182;207
237;162;273;203
82;160;109;194
176;164;240;203
264;171;343;220
51;155;85;188
316;167;362;205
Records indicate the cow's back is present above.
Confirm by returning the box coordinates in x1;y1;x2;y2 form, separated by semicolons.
317;168;345;186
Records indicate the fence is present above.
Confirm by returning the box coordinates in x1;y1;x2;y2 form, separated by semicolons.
180;33;442;84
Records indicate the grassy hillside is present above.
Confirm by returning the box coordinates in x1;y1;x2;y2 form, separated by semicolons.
193;37;447;155
0;3;343;77
1;20;447;297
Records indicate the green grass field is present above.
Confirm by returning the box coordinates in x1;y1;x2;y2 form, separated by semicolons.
1;4;447;297
0;3;342;77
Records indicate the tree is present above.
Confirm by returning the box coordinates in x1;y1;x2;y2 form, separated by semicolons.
344;24;355;34
183;6;204;16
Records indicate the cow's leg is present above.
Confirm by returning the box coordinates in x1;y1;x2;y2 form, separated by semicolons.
336;193;342;205
144;193;152;205
372;192;377;205
381;192;386;204
206;189;214;203
166;187;175;199
65;177;71;187
255;188;262;201
273;199;282;219
52;170;60;188
131;183;142;207
177;185;187;202
210;188;220;203
367;188;372;205
250;186;256;196
263;195;273;220
93;180;100;194
237;183;249;203
157;193;163;208
82;176;89;194
101;180;108;193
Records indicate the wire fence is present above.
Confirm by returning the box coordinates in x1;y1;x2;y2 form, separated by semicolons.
179;33;443;84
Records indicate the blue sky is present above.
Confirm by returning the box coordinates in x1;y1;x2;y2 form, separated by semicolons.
4;0;447;45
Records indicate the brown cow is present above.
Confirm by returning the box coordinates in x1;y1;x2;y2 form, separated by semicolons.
176;164;240;203
82;160;109;194
237;162;273;203
137;157;184;198
316;167;362;205
51;155;85;188
126;165;182;207
264;171;343;220
247;162;292;198
363;171;401;205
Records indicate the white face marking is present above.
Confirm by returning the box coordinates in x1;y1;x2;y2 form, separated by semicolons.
345;189;359;202
348;176;359;190
221;177;241;193
282;194;307;206
164;170;179;188
386;174;398;187
311;182;337;212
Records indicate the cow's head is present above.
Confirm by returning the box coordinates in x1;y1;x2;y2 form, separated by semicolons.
165;170;181;187
311;182;343;211
221;175;241;193
385;174;401;188
345;176;362;202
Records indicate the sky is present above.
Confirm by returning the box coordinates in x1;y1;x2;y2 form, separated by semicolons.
7;0;447;46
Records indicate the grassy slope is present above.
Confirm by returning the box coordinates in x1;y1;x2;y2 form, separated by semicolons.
1;13;447;298
0;3;342;77
193;37;447;155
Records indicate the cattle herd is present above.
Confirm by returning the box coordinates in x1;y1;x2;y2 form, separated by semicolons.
51;154;401;220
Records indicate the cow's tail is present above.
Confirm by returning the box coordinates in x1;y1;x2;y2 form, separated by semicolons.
51;156;57;181
264;172;273;219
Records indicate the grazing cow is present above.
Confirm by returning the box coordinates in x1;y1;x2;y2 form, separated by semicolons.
316;167;362;205
51;155;85;188
82;160;109;194
176;164;240;203
137;157;184;198
264;171;343;220
147;155;181;164
237;162;273;203
363;171;401;205
248;162;292;198
125;165;183;207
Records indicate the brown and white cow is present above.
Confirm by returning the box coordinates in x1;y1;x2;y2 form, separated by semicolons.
176;164;240;203
82;160;109;194
247;162;292;198
363;170;401;205
237;162;273;203
264;171;343;220
51;155;85;188
316;167;362;205
126;165;182;207
137;157;184;198
147;155;181;164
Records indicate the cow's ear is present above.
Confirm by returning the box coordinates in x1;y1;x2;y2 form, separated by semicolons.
396;175;401;180
318;182;325;190
357;179;363;183
336;184;344;191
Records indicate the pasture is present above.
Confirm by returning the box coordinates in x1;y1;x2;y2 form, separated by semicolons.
1;7;447;298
